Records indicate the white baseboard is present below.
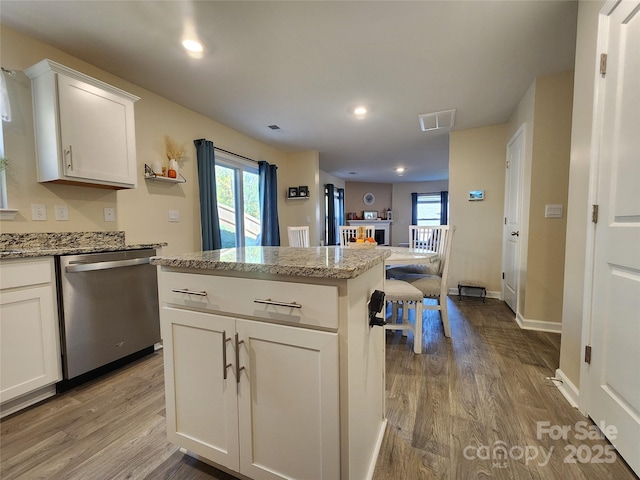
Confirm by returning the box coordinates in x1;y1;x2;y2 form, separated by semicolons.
554;368;580;409
515;312;562;333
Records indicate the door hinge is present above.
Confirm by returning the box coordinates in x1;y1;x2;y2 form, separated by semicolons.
502;272;505;280
585;345;592;364
504;217;507;225
592;204;599;224
600;53;607;75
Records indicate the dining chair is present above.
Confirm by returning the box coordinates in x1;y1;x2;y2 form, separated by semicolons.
383;279;424;354
392;225;456;337
339;225;375;246
387;225;450;277
287;226;310;247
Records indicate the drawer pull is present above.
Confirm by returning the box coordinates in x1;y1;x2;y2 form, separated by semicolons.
253;298;302;309
172;288;208;297
222;331;232;380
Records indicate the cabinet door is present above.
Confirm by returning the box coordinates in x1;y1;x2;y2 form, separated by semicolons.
0;285;61;402
57;74;136;186
161;306;239;470
236;320;339;480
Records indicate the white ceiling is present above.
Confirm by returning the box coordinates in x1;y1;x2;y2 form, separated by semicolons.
1;1;578;183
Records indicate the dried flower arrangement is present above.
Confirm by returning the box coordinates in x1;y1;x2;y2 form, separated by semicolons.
164;135;186;161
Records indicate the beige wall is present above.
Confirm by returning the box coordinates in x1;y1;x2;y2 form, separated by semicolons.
344;182;392;221
449;125;508;294
279;151;320;246
390;180;448;246
559;0;605;389
1;26;312;254
506;71;574;326
525;71;574;323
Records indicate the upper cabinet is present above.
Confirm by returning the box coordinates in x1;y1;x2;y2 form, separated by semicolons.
25;59;139;189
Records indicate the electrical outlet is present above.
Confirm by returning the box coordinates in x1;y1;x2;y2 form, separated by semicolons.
55;205;69;221
31;204;47;221
104;207;116;222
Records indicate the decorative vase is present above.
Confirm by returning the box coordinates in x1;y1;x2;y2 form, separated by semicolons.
151;159;163;176
168;159;178;179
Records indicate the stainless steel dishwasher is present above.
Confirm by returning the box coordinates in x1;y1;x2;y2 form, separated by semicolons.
56;248;160;389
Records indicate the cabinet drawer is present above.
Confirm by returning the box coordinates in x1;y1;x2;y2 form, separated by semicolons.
0;258;54;290
159;272;339;330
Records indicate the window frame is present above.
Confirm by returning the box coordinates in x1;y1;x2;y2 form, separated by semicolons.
214;151;260;248
415;192;445;226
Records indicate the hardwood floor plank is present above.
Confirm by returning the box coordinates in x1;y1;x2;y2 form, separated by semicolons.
1;298;637;480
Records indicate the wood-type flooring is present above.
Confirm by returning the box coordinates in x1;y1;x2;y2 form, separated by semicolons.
1;297;636;480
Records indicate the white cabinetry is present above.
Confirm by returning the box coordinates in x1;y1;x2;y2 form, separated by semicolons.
158;264;386;480
160;277;340;480
0;257;62;417
25;59;139;189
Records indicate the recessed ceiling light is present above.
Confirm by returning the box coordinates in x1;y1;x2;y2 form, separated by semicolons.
395;167;405;173
353;106;367;116
182;38;204;57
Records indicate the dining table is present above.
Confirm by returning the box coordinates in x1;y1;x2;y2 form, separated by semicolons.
376;246;439;267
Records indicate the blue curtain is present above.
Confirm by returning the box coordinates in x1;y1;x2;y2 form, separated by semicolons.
440;191;449;225
411;192;418;225
258;161;280;246
194;138;222;250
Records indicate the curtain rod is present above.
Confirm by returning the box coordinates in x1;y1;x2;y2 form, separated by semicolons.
216;147;259;164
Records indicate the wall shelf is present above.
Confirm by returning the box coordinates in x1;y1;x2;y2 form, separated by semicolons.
286;196;309;200
144;164;186;184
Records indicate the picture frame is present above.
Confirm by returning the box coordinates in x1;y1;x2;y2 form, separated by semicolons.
363;192;376;206
469;190;484;201
363;211;378;220
298;185;309;197
288;187;299;198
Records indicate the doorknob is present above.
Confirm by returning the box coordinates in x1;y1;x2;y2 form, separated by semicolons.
510;231;520;237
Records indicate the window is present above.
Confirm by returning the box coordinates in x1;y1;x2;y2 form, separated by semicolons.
215;153;260;248
415;192;448;226
324;185;344;245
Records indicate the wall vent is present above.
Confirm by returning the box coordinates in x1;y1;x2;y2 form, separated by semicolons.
418;109;456;132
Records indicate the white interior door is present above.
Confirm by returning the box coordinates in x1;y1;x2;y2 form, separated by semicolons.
502;125;525;313
587;1;640;475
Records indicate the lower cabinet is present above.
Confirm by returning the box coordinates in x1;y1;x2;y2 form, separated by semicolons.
0;257;62;415
161;306;340;480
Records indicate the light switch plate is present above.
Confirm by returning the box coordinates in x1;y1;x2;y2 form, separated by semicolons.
104;207;116;222
31;204;47;221
169;210;180;222
55;205;69;221
545;204;563;218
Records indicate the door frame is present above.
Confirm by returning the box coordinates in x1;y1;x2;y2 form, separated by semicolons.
578;0;620;416
502;123;526;313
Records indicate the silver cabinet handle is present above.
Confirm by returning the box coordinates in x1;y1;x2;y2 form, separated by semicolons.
235;332;245;384
65;257;150;273
171;288;208;297
253;298;302;309
64;145;73;170
222;331;232;380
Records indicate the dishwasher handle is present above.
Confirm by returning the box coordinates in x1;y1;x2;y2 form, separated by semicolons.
65;256;151;273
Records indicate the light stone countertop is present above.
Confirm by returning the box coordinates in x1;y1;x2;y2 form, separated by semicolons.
151;246;391;279
0;231;166;260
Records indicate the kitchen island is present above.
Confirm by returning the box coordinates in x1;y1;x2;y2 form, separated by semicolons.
151;246;390;480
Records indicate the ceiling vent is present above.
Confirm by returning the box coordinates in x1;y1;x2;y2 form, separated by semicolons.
418;109;456;132
268;124;281;130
